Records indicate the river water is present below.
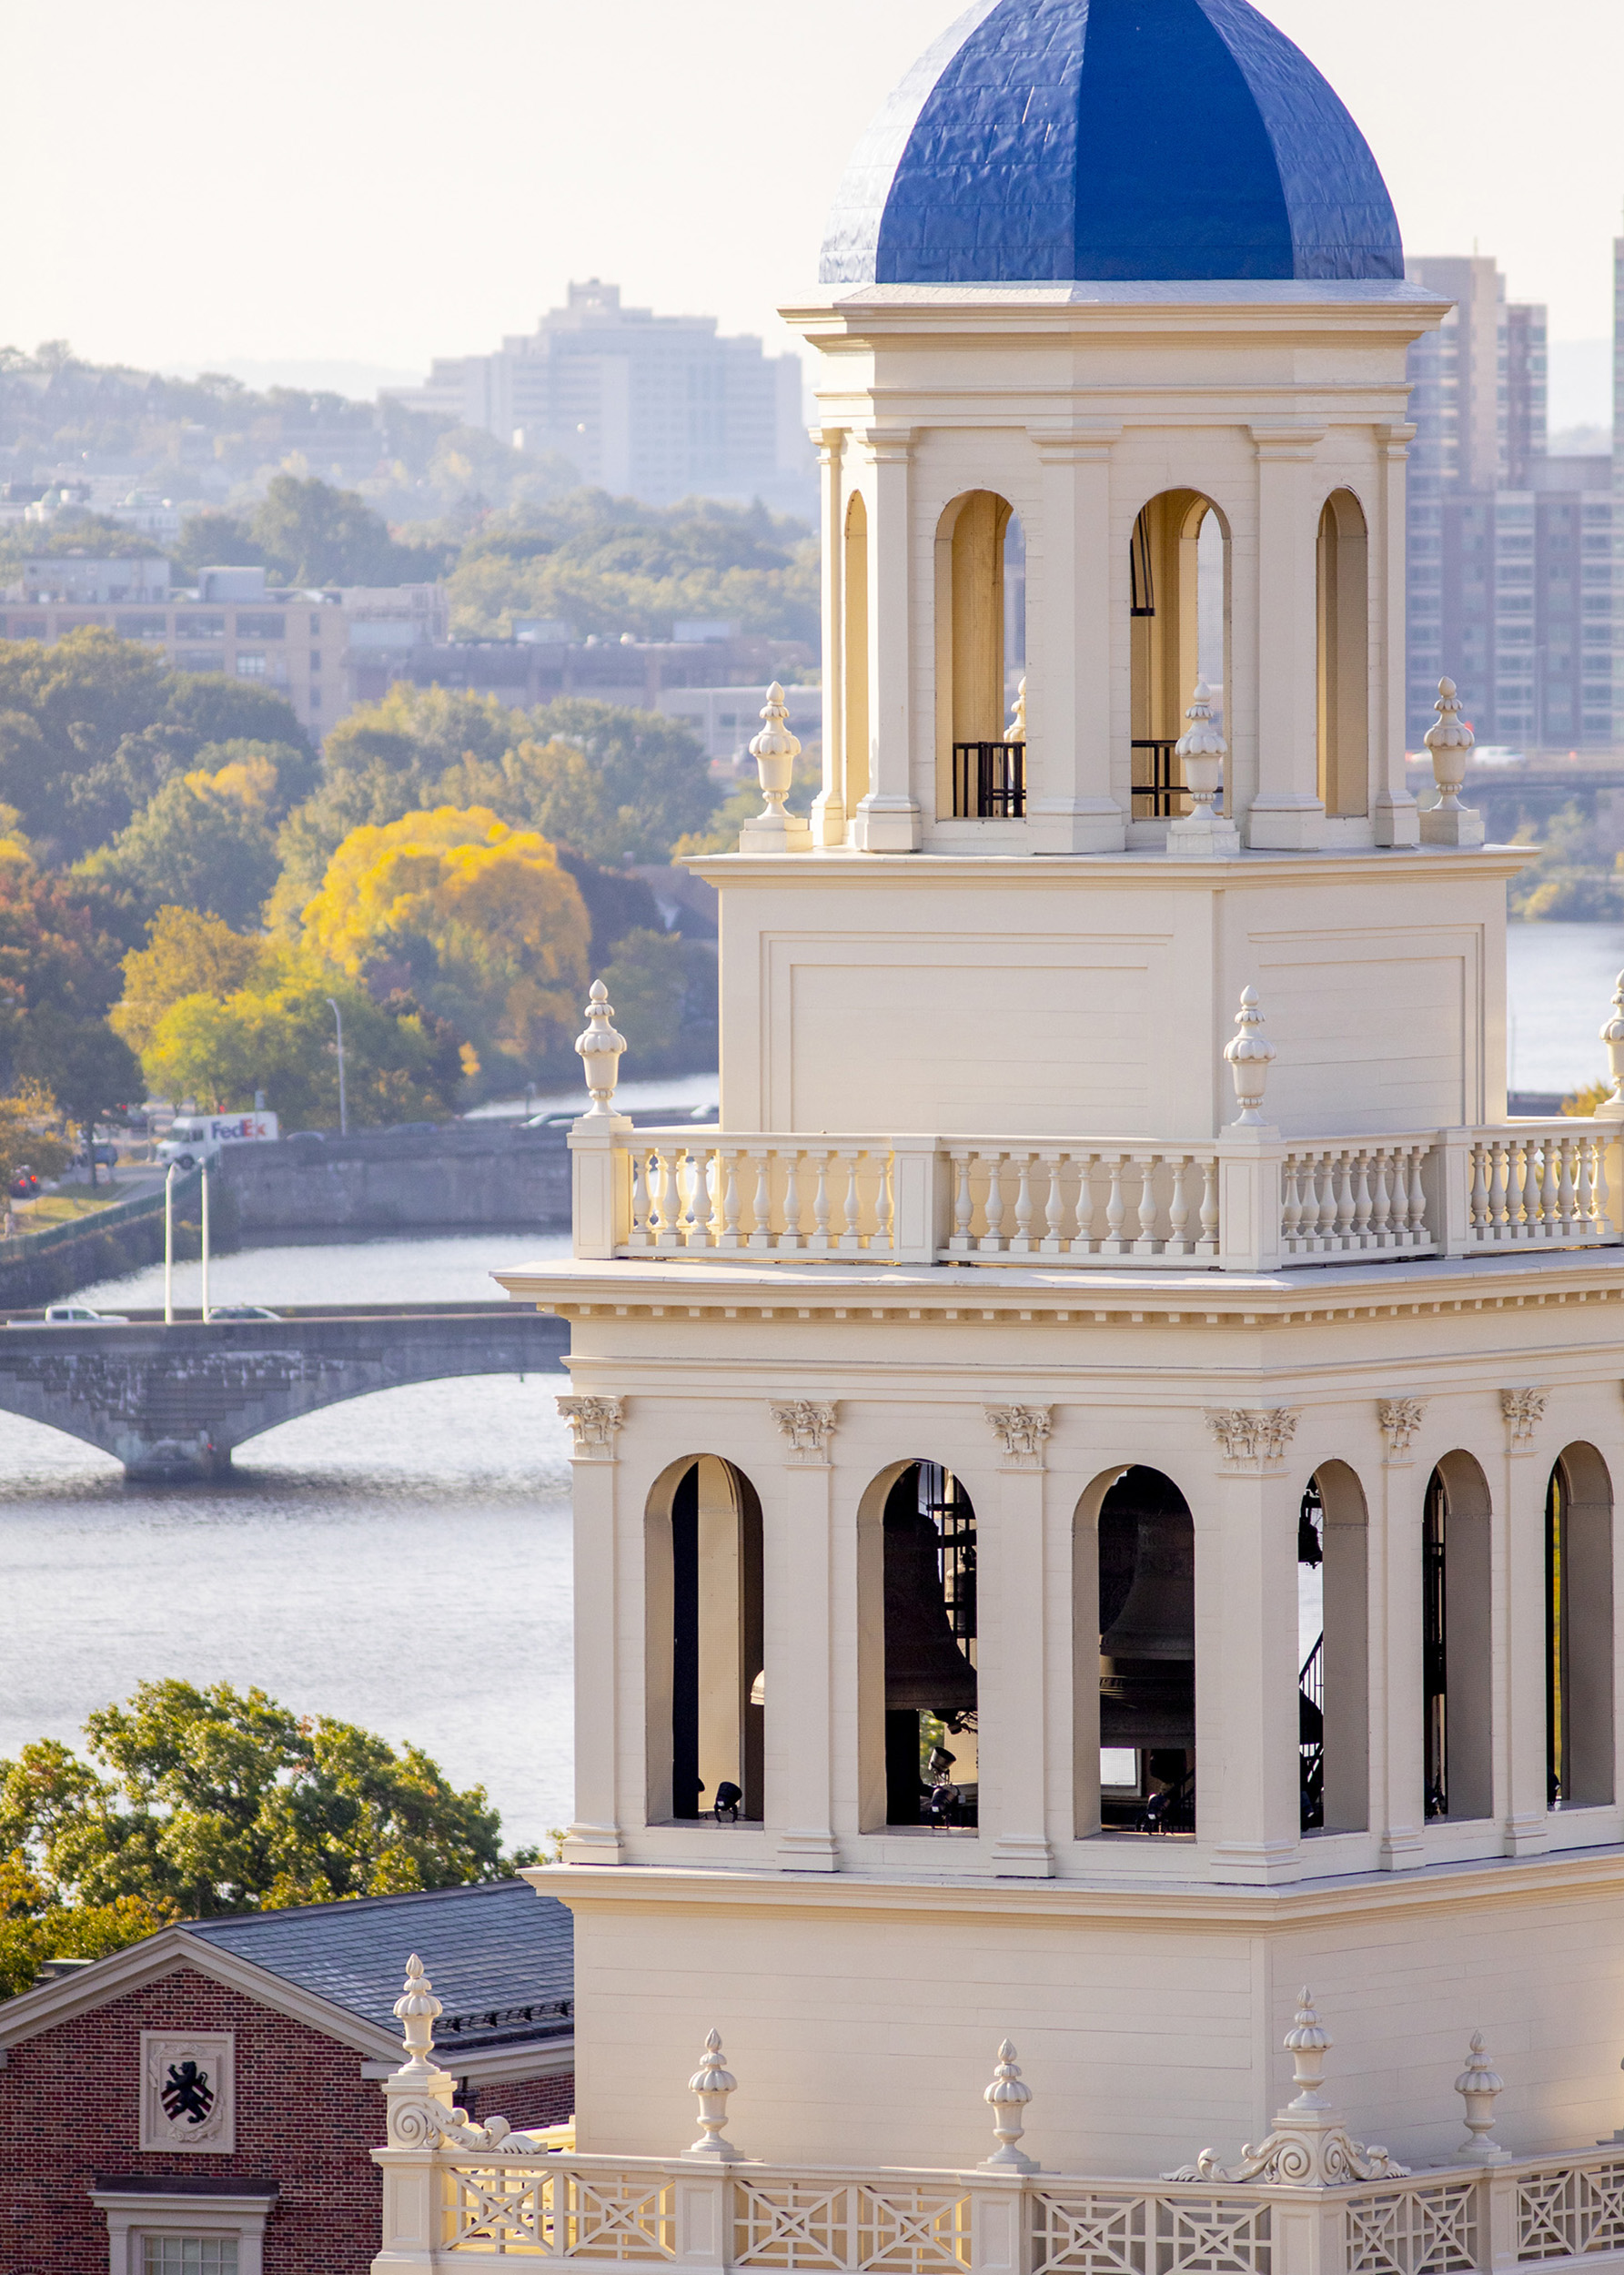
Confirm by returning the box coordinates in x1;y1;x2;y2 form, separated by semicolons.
0;924;1617;1856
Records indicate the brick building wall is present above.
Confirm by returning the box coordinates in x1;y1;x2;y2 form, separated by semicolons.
459;2068;574;2133
0;1965;573;2275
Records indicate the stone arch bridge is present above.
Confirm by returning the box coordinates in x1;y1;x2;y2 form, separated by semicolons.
0;1304;568;1480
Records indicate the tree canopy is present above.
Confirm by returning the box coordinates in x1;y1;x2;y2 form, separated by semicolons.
0;1678;529;1995
174;474;453;589
80;752;282;929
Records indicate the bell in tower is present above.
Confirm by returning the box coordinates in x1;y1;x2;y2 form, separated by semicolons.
1098;1467;1195;1830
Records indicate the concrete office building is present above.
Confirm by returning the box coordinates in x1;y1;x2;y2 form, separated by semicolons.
389;281;814;514
1406;256;1615;753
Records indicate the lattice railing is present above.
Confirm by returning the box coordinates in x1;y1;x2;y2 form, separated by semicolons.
1345;2179;1478;2275
1515;2158;1624;2261
1031;2188;1271;2275
444;2164;678;2260
733;2179;972;2271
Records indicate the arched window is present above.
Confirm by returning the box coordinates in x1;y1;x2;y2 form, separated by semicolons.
842;490;870;821
871;1461;978;1828
936;491;1025;819
1296;1464;1368;1835
1317;490;1369;817
1422;1454;1492;1822
1547;1443;1614;1809
1096;1465;1195;1835
1128;490;1227;824
645;1456;764;1825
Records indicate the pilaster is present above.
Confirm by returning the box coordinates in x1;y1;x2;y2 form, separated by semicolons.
982;1405;1055;1876
1500;1388;1552;1855
1204;1413;1302;1881
851;426;921;852
767;1400;840;1868
1377;1410;1426;1868
1246;426;1327;851
1027;425;1125;853
559;1394;625;1862
812;430;848;847
1372;423;1421;846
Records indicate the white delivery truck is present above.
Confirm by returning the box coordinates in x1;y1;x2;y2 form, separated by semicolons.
157;1111;280;1168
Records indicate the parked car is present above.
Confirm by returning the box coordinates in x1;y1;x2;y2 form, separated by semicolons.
71;1143;119;1168
207;1305;283;1321
39;1303;128;1326
10;1168;39;1199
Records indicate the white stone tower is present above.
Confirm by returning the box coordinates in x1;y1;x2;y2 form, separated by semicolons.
501;0;1624;2183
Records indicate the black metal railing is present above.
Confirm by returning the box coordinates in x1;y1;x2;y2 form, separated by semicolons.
952;740;1025;818
1130;738;1181;818
1299;1631;1325;1832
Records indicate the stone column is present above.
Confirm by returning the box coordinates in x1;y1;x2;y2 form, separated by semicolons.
811;429;848;847
1246;426;1326;851
1026;423;1125;853
1204;1409;1302;1883
1500;1389;1552;1855
767;1400;840;1867
982;1405;1055;1876
559;1394;625;1862
1376;1400;1426;1868
1372;423;1421;846
852;426;921;852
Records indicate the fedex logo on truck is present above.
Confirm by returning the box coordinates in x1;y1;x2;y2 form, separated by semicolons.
157;1112;279;1167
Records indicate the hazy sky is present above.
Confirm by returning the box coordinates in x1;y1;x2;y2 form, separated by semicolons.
8;0;1622;391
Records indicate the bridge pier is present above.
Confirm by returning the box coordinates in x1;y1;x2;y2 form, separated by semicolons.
121;1434;237;1483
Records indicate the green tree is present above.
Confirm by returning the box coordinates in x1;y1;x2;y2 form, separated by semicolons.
21;1013;143;1177
0;1679;525;1987
0;864;142;1093
247;474;449;586
0;1081;73;1194
80;755;281;928
599;927;717;1074
447;698;718;865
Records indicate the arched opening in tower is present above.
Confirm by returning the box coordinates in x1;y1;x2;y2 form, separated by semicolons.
937;490;1025;819
1317;488;1370;816
1545;1443;1614;1811
883;1460;979;1828
1128;490;1227;824
648;1455;764;1825
1097;1465;1195;1835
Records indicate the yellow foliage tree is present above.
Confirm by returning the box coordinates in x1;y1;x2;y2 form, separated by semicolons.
300;806;589;1077
112;907;267;1054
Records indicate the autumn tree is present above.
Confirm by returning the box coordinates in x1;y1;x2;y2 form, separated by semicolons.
80;753;281;927
111;907;266;1054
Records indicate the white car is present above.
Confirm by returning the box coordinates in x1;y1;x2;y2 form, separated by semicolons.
40;1302;129;1326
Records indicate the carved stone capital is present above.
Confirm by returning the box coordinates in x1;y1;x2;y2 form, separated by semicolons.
558;1394;624;1461
984;1404;1053;1470
1205;1407;1299;1471
1500;1386;1548;1452
1377;1397;1427;1464
771;1400;836;1465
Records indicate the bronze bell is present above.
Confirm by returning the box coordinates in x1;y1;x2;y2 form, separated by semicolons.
1098;1466;1195;1747
883;1490;977;1718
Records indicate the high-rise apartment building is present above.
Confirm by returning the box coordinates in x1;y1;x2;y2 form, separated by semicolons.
1406;255;1614;751
388;281;814;516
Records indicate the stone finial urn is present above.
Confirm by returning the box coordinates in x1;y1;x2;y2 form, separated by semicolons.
1420;676;1485;846
739;683;813;853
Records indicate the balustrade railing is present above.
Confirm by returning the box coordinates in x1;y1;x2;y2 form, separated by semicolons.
570;1122;1620;1276
378;2144;1624;2275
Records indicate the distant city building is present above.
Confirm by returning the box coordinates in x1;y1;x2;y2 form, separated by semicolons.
344;629;814;719
656;682;822;770
1405;253;1615;751
388;280;814;515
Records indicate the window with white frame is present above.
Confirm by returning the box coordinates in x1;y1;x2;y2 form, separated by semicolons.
142;2239;238;2274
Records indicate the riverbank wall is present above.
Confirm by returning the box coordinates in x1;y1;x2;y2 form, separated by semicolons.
0;1169;230;1308
216;1121;575;1235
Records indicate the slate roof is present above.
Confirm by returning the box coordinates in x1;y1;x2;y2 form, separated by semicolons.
820;0;1403;288
186;1879;572;2054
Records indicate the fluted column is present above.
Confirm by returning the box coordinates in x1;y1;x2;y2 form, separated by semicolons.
851;426;921;852
1026;424;1125;853
1372;422;1421;845
1246;425;1326;851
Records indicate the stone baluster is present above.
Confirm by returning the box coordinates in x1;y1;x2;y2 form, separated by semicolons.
1540;1135;1563;1235
1102;1155;1128;1255
1352;1150;1374;1243
1314;1154;1337;1246
718;1150;744;1249
676;1149;701;1244
1166;1157;1191;1255
1369;1150;1391;1244
1558;1135;1578;1233
652;1147;681;1250
1011;1154;1036;1253
1578;1136;1596;1231
1133;1154;1160;1253
981;2039;1036;2172
875;1151;895;1254
1519;1135;1542;1235
1196;1158;1220;1254
979;1154;1007;1252
1076;1156;1102;1252
1387;1151;1409;1246
1040;1154;1067;1255
810;1151;834;1253
1470;1140;1490;1232
781;1150;804;1249
684;2028;740;2161
838;1150;864;1253
1281;1156;1304;1249
747;1147;774;1251
1333;1152;1357;1244
950;1150;974;1253
1595;1131;1614;1234
629;1148;654;1249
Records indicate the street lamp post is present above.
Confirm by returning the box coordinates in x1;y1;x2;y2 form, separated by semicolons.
164;1162;177;1325
327;996;348;1137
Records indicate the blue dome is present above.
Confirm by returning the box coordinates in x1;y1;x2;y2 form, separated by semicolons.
820;0;1403;287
